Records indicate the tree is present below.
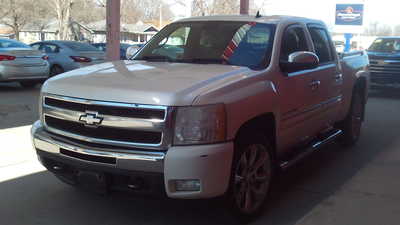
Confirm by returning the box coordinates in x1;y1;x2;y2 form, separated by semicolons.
191;0;240;16
31;0;54;32
377;24;393;36
0;0;35;40
364;21;393;36
393;24;400;36
191;0;212;16
212;0;239;15
121;0;143;24
71;0;105;24
49;0;74;40
120;0;174;26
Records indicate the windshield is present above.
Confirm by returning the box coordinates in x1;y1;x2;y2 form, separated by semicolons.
0;39;30;49
134;21;275;69
368;38;400;52
62;41;101;52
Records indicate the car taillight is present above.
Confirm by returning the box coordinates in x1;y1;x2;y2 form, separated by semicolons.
0;55;16;61
42;55;49;60
70;56;92;63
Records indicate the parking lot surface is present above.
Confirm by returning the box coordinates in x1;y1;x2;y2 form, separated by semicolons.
1;83;400;225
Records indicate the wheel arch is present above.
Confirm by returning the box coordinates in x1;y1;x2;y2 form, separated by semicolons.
234;112;277;158
354;76;368;105
51;64;64;70
353;76;368;120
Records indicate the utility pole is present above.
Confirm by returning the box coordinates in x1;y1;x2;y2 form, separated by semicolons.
106;0;120;61
240;0;249;15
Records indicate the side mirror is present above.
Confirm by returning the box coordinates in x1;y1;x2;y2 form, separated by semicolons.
280;51;319;73
126;46;141;59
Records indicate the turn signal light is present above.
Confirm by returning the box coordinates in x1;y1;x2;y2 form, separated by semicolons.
42;55;49;60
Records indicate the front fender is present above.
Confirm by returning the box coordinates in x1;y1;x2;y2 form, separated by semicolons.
192;77;279;141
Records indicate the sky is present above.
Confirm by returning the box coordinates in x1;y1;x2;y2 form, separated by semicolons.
167;0;399;29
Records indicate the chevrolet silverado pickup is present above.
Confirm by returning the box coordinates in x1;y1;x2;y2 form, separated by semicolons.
367;37;400;86
31;15;369;218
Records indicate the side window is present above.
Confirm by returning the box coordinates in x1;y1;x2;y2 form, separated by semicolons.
160;26;190;47
40;44;59;54
152;26;190;59
31;44;41;50
280;26;308;61
308;27;333;64
94;45;105;51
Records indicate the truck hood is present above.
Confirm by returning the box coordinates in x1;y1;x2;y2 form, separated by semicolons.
42;60;250;106
367;51;400;60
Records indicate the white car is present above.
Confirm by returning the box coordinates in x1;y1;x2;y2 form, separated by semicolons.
0;38;49;87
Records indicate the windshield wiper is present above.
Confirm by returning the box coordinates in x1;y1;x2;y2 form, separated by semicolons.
138;55;173;62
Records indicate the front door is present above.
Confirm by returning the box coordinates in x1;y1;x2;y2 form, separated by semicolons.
277;24;325;151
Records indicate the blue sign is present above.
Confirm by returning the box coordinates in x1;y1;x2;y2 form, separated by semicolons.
335;4;364;26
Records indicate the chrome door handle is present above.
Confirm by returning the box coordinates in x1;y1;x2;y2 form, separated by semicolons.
309;80;321;91
335;74;343;80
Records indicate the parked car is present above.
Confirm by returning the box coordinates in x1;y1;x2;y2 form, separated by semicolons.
334;40;345;53
91;43;141;60
30;41;105;77
0;38;49;87
31;15;369;219
367;37;400;87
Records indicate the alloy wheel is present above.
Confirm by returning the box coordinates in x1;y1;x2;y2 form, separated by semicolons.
234;144;272;214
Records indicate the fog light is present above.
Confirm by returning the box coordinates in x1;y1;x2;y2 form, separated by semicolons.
174;179;201;192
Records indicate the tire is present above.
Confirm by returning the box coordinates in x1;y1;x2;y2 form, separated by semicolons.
226;133;274;221
19;80;41;88
50;65;64;77
340;90;365;146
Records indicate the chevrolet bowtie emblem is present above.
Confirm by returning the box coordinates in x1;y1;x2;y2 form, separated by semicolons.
79;111;103;127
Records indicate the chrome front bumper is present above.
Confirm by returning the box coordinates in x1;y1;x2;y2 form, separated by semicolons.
32;120;234;199
31;121;165;173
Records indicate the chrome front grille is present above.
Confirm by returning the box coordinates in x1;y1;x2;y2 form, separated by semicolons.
369;60;400;82
42;94;173;150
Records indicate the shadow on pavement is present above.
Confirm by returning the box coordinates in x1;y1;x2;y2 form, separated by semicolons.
0;124;395;225
0;83;41;129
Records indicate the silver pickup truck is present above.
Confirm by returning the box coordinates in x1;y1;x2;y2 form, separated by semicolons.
31;15;369;218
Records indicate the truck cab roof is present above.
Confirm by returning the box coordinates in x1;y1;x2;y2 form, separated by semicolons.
176;15;325;27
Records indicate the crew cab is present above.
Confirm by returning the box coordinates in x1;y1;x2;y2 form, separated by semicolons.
31;15;369;218
367;37;400;86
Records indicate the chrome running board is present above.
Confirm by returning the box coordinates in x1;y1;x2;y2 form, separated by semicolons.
279;129;343;170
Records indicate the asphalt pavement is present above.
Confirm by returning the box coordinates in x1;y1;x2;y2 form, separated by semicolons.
1;82;400;225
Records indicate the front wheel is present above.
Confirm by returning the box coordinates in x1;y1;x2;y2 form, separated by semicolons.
226;134;274;220
50;65;64;77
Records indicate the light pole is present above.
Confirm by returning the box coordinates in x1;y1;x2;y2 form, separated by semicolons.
240;0;249;15
106;0;120;61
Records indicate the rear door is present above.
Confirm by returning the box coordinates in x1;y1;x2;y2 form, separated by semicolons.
40;43;61;67
306;25;343;126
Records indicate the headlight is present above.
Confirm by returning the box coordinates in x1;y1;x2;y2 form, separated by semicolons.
174;104;226;145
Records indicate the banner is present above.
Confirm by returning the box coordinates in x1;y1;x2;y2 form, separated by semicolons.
335;4;364;26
